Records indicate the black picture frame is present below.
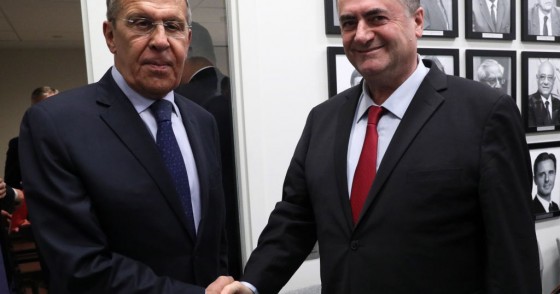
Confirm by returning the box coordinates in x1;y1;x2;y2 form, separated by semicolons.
521;0;560;43
324;0;339;34
528;141;560;221
418;48;459;76
420;0;458;38
465;0;516;40
465;50;516;99
521;51;560;133
327;46;358;98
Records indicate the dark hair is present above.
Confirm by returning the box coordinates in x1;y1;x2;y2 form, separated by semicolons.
534;152;557;173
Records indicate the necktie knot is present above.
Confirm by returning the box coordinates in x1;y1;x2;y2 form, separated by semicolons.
367;106;384;126
151;99;173;123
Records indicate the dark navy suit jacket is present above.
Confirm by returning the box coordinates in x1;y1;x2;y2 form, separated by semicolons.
19;69;228;293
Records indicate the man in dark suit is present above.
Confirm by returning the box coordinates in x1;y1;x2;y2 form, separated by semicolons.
18;0;233;293
221;0;541;293
528;0;560;36
527;61;560;127
175;56;220;106
472;0;511;33
532;152;560;214
420;0;451;31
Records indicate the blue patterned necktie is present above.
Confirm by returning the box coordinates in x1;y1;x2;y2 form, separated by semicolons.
150;99;196;237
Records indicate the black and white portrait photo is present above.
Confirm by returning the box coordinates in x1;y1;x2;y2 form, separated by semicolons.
418;48;459;76
522;53;560;132
523;0;560;42
420;0;458;38
467;0;515;39
466;50;515;97
529;143;560;220
327;47;359;97
324;0;340;34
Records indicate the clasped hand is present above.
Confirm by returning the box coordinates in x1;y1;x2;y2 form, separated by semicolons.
206;276;253;294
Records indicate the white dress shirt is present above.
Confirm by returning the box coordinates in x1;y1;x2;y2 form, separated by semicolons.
347;58;429;195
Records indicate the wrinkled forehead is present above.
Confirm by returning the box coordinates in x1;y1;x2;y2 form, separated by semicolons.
538;63;555;76
119;0;188;17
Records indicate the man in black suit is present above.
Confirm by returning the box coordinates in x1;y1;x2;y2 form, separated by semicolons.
19;0;233;293
532;152;560;214
5;86;58;193
528;61;560;127
221;0;540;293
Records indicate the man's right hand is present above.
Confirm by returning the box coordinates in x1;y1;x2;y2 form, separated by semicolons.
220;281;253;294
206;276;235;294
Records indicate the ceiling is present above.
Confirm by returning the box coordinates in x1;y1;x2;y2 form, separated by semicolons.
0;0;227;49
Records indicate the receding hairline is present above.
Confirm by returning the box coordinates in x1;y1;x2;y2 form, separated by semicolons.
105;0;192;24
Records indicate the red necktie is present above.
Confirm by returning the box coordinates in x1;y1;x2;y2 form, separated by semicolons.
351;106;384;224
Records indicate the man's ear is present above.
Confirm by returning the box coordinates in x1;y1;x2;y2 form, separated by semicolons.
103;21;117;54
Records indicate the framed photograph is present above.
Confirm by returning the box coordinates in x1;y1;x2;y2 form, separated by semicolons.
465;50;516;99
327;46;358;98
521;0;560;42
521;51;560;133
465;0;516;40
420;0;458;38
529;141;560;221
418;48;459;76
324;0;340;34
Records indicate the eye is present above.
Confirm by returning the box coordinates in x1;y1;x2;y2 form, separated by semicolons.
340;20;357;32
163;21;185;32
367;15;388;25
129;18;153;31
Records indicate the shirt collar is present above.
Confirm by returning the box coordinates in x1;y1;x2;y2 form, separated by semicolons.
355;56;430;123
111;66;176;114
536;194;553;211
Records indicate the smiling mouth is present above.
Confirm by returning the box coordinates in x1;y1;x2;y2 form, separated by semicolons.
355;44;384;54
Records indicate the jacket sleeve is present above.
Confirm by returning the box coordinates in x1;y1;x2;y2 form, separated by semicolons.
478;95;541;293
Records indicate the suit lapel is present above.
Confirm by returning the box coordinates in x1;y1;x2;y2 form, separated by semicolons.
356;67;446;225
334;86;363;230
478;0;495;31
97;71;196;241
174;96;211;243
496;0;507;31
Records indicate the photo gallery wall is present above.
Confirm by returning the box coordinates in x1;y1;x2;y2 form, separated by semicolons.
325;0;560;221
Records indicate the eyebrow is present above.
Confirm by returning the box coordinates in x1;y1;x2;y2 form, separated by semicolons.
339;8;387;22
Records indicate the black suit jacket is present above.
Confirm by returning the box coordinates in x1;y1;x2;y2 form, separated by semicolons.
532;197;560;214
242;62;541;293
19;69;228;293
527;92;560;127
4;137;21;190
175;67;219;107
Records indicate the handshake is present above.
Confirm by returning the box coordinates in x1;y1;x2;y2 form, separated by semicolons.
206;276;253;294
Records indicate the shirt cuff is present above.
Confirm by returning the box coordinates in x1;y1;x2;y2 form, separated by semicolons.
240;281;258;294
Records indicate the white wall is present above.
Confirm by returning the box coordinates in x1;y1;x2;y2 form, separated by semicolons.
0;48;87;170
81;0;560;292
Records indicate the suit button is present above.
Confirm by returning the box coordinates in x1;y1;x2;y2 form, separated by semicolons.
350;240;359;251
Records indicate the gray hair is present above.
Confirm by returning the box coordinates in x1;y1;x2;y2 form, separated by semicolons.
106;0;192;25
477;59;504;81
337;0;420;15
